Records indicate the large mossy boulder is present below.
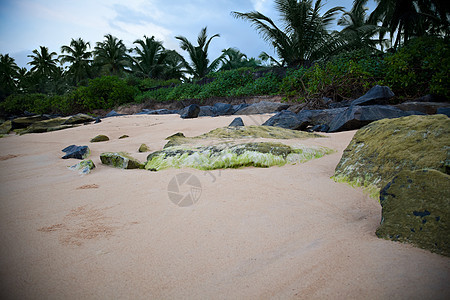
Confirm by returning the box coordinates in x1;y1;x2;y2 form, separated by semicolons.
0;120;12;134
11;115;49;129
19;118;78;134
334;115;450;195
100;152;144;169
145;142;331;171
63;113;95;125
376;169;450;256
164;125;322;148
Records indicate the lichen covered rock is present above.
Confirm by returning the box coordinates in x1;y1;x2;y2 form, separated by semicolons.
63;113;95;125
69;159;96;175
0;120;12;134
19;118;78;134
376;169;450;256
100;152;144;169
90;135;110;142
138;143;150;152
164;125;323;148
334;115;450;195
145;142;331;171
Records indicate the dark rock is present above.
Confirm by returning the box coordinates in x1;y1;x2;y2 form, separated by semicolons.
234;101;289;115
105;110;125;117
94;117;101;123
90;135;109;142
287;103;308;114
198;106;216;117
329;100;352;108
376;169;450;256
180;104;200;119
263;111;304;130
229;117;244;127
118;135;129;139
232;103;249;114
18;118;77;134
62;145;90;159
63;113;95;125
414;94;447;102
328;105;424;132
350;85;395;106
394;102;450;115
310;124;330;132
437;107;450;117
138;144;150;152
213;103;234;116
137;108;178;115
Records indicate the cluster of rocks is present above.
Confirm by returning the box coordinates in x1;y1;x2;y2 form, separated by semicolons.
333;114;449;256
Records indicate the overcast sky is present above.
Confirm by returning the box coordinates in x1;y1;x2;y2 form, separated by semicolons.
0;0;376;69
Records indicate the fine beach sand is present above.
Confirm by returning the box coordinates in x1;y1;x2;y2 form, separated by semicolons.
0;114;449;299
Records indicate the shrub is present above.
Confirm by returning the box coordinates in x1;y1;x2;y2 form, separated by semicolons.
72;76;138;110
382;36;449;97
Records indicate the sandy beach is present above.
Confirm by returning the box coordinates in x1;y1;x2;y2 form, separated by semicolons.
0;114;449;299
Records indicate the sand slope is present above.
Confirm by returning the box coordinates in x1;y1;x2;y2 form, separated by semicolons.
0;114;449;299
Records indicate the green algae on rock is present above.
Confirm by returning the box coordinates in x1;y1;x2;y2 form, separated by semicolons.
0;120;12;134
145;142;332;171
100;152;144;169
90;135;110;142
69;159;96;175
138;143;150;152
333;115;450;197
376;169;450;256
18;118;79;134
164;125;324;148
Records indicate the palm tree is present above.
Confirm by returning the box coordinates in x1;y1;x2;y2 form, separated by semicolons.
130;35;168;79
0;53;20;99
59;38;93;84
232;0;343;67
161;50;187;80
369;0;450;49
27;46;59;77
175;27;224;78
94;34;130;75
219;48;260;70
338;0;384;52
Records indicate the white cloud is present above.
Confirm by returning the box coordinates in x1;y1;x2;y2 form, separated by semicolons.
250;0;271;13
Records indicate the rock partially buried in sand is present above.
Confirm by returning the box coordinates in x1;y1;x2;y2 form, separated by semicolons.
62;145;90;159
333;115;450;197
145;142;332;171
0;120;12;134
63;113;95;125
138;144;150;152
119;135;129;139
19;118;78;134
69;159;95;175
100;152;144;169
376;169;450;256
229;117;244;127
164;126;323;148
90;135;110;142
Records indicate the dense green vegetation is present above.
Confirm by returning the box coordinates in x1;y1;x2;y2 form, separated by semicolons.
1;0;449;116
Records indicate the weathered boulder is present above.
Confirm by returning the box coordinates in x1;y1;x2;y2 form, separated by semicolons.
100;152;144;169
180;104;200;119
232;103;249;114
145;142;331;171
69;159;95;175
234;101;289;115
136;108;178;115
394;102;450;115
376;169;450;256
213;103;234;116
105;110;125;117
328;105;424;132
198;106;216;117
62;145;90;159
263;110;304;130
437;107;450;117
90;135;109;142
0;120;12;134
334;115;450;195
350;85;395;106
138;143;150;152
19;118;77;134
11;115;49;129
63;113;95;125
229;117;244;127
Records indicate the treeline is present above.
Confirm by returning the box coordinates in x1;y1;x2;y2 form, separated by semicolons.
1;0;449;116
